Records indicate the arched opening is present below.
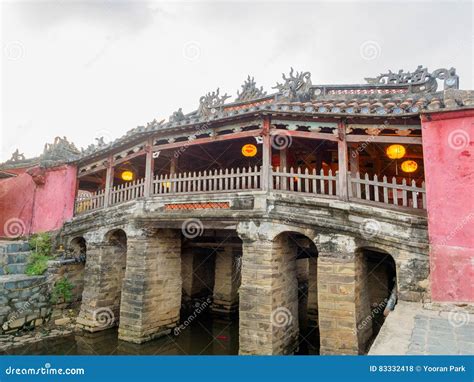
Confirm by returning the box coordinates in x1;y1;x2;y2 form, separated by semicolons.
65;237;87;303
69;237;87;262
178;229;242;354
357;247;397;352
274;232;319;355
105;229;128;323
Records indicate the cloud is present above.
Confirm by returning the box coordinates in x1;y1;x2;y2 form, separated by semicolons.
9;0;159;32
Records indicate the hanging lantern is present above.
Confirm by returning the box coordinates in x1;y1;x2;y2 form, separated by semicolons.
401;160;418;173
121;170;134;181
386;144;406;159
242;144;257;157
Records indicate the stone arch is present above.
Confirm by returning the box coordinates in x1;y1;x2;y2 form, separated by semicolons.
103;228;128;323
69;236;87;262
276;231;319;355
355;246;397;345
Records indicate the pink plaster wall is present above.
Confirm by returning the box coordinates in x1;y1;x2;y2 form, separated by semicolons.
421;110;474;302
0;165;77;238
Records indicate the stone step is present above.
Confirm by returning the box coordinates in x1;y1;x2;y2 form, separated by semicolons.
0;241;30;254
7;252;30;265
3;263;28;275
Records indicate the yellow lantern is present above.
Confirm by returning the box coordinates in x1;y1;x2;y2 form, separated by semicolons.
401;160;418;173
386;144;406;160
121;170;134;181
242;144;257;157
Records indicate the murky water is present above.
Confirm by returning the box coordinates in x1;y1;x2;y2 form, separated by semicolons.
2;315;239;356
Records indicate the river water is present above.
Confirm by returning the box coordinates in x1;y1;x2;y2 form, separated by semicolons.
2;312;320;355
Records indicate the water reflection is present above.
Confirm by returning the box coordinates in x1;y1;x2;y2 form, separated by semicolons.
2;315;239;356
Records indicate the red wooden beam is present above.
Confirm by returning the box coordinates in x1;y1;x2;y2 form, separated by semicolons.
151;129;262;152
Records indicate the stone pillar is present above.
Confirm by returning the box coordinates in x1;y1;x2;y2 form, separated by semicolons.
317;234;371;354
181;248;194;304
307;256;318;328
76;238;126;332
238;223;299;355
212;247;241;316
118;229;182;343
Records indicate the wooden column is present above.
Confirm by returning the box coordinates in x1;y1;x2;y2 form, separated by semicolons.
261;117;272;191
349;145;359;175
280;147;287;170
144;141;154;197
170;156;178;175
348;145;359;197
103;156;114;207
337;122;349;200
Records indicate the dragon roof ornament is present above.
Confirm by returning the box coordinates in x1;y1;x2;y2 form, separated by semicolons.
197;88;231;118
6;149;26;163
273;67;313;102
236;76;267;102
41;136;80;163
169;108;185;123
365;65;459;92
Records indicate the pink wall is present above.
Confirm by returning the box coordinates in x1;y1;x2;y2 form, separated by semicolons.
421;110;474;302
0;165;77;238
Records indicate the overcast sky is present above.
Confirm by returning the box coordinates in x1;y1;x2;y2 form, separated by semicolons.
1;0;472;161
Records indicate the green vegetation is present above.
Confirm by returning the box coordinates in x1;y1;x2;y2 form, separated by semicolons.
50;277;74;304
28;232;52;257
25;232;52;276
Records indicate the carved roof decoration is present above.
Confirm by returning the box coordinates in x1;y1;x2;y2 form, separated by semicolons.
236;76;267;102
3;66;468;167
1;136;80;170
365;66;459;93
197;88;231;118
273;67;312;102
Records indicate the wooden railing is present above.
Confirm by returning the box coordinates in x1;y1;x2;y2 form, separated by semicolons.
74;166;427;215
74;190;105;214
271;167;338;196
349;172;426;209
152;166;261;195
110;178;145;205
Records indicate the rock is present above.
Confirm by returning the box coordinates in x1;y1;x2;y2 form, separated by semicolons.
54;317;71;326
